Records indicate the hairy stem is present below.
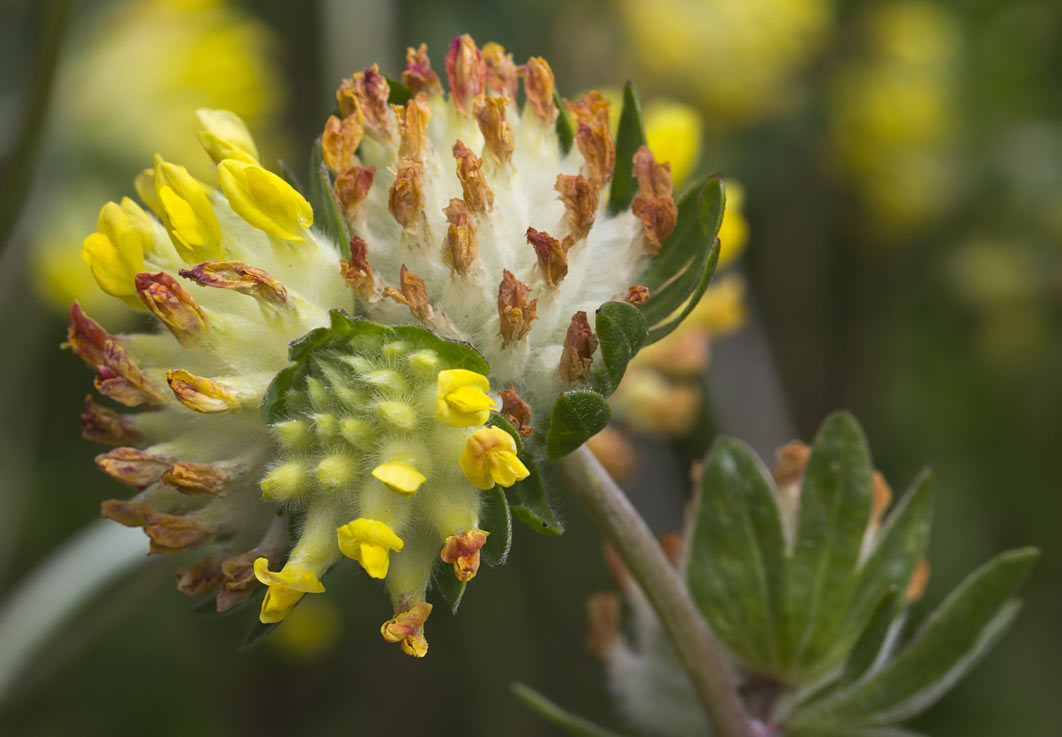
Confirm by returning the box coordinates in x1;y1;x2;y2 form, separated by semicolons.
557;445;756;737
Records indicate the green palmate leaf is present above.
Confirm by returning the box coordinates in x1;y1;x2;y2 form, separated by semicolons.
821;473;935;670
800;548;1037;727
433;559;467;614
385;77;413;105
782;412;875;677
608;81;647;214
554;89;574;154
505;461;564;536
479;487;513;566
512;683;632;737
308;137;351;257
590;301;649;396
687;438;788;673
547;389;612;459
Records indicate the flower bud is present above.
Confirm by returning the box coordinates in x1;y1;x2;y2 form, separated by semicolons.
166;369;240;413
196;108;259;165
136;271;210;347
217;160;313;242
555;173;599;241
442;198;479;276
559;311;598;384
522;57;556;125
497;271;538;345
387;158;426;232
474;95;514;166
445;34;485;115
527;227;574;289
403;43;443;95
96;447;171;487
452;141;493;213
482;42;518;99
382;265;433;321
147;156;223;262
340;235;375;298
321;113;364;174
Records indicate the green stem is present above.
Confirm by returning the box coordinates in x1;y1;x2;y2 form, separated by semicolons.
557;446;756;737
0;0;72;254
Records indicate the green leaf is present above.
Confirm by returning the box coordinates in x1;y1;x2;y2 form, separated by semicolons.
433;560;467;614
822;473;935;670
479;487;513;566
686;438;788;673
803;548;1038;726
644;239;719;344
238;620;280;652
640;175;725;294
308;137;351;256
590;301;649;397
505;462;564;536
385;77;412;105
547;389;611;459
839;590;904;688
554;89;573;155
511;683;632;737
607;81;647;214
261;364;299;423
782;412;874;677
637;175;725;344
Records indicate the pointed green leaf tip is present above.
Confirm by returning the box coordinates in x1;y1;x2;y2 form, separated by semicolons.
795;548;1038;729
308;137;351;257
608;81;648;215
553;89;573;155
512;683;632;737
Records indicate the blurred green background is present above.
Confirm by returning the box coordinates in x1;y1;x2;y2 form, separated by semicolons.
0;0;1059;735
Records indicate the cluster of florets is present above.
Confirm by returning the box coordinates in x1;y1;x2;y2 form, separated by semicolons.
68;34;683;655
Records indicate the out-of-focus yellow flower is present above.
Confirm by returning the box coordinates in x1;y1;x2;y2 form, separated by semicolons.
30;0;284;325
268;596;343;661
644;100;703;187
618;0;834;127
829;0;959;236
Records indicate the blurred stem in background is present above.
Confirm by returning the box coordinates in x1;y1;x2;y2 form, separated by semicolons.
558;447;757;737
0;0;70;253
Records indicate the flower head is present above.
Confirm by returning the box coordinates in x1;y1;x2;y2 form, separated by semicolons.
68;35;723;656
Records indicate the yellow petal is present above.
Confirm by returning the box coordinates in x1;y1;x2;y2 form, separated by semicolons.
459;426;528;489
643;100;703;187
196;108;259;164
337;517;404;576
253;557;326;624
81;199;154;304
371;460;426;497
434;368;495;427
217;159;313;242
153;157;223;261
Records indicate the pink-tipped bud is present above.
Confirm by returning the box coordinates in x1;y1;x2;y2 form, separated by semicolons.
521;57;556;125
445;34;485;115
482;42;518;99
403;43;443;95
80;395;142;446
96;447;172;487
179;261;287;305
65;302;109;367
473;95;514;166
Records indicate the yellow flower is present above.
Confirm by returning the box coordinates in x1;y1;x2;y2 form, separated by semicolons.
371;460;427;497
459;427;530;490
644;100;703;186
141;156;223;261
336;518;405;579
80;198;154;308
216;159;313;242
717;181;749;268
253;558;326;624
196;107;259;165
434;369;496;427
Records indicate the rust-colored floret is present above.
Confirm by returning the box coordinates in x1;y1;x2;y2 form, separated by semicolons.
176;554;224;598
143;511;214;555
166;369;240;413
383;265;433;322
321;113;364;174
163;462;230;496
522;57;556;125
340;64;395;142
482;42;518;99
445;34;485;115
335;165;376;225
452;141;493;213
440;529;489;582
442;198;479;276
630;146;678;252
624;284;651;307
179;261;287;305
66;302;109;367
559;310;598;383
555;173;599;241
81;395;142;446
527;227;574;289
96;447;171;487
498;384;534;438
473;95;514;166
388;157;426;232
402;43;443;95
135;271;210;348
340;235;376;298
94;340;162;407
497;270;538;345
396;93;432;161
